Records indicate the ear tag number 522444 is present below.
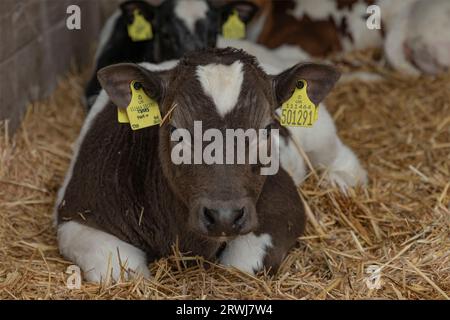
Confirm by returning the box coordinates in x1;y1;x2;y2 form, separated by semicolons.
280;80;319;128
118;81;162;130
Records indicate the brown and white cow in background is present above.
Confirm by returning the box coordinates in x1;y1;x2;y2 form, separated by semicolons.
55;48;366;282
241;0;450;75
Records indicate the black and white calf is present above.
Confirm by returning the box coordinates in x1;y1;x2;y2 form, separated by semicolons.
56;48;366;283
85;0;258;108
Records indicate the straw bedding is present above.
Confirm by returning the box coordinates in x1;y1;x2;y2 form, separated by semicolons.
0;50;449;300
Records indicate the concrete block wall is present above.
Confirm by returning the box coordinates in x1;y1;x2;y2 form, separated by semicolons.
0;0;121;134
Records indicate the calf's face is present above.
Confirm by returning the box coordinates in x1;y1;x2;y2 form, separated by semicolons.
98;49;339;240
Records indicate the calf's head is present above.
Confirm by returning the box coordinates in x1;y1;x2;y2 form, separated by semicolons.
120;0;258;61
98;48;339;240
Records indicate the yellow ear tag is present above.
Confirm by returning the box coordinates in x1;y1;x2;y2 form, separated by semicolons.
127;9;153;42
222;10;246;39
280;80;319;128
118;108;130;123
125;81;161;130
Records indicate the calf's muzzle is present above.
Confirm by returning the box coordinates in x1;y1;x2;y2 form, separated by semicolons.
194;198;258;238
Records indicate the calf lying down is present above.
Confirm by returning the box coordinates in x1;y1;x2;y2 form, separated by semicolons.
55;48;366;283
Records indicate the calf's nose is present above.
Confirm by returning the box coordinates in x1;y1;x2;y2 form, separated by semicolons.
203;207;245;232
198;200;257;237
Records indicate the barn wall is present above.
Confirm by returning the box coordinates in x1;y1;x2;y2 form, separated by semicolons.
0;0;121;134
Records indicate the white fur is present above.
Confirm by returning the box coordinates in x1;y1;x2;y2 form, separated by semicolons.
326;139;368;192
246;9;268;42
377;0;418;29
276;104;367;190
340;2;383;51
383;2;421;76
220;233;272;274
174;0;208;33
290;0;340;21
278;136;307;186
196;61;244;117
340;71;384;83
58;221;149;283
95;10;121;60
405;0;450;74
381;0;450;75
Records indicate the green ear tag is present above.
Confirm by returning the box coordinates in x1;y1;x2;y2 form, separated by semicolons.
126;81;161;130
127;9;153;42
222;10;246;39
280;80;319;128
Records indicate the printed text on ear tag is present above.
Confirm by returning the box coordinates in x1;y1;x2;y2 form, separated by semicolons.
280;80;319;128
222;10;246;39
126;81;161;130
128;9;153;42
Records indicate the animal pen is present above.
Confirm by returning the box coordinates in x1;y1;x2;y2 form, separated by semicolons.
0;0;449;300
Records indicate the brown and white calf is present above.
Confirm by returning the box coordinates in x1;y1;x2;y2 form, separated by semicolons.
55;48;365;282
244;0;450;75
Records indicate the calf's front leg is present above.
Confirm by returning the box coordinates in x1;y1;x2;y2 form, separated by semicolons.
219;170;305;274
58;221;150;283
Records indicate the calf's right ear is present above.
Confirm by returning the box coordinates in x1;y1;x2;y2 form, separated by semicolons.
97;63;168;108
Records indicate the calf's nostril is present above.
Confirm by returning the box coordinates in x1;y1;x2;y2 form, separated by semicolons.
203;208;216;226
232;208;246;228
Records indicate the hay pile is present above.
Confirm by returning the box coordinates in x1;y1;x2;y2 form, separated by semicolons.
0;51;449;300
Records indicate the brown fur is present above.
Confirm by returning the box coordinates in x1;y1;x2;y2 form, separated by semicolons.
58;48;338;272
245;0;380;57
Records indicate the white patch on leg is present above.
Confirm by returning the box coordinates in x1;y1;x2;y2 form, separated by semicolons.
279;136;307;186
174;0;208;33
219;233;272;274
196;61;244;117
58;221;150;283
325;139;368;192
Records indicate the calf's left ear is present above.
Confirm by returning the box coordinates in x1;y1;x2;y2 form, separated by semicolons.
97;63;169;109
272;63;341;106
120;0;156;23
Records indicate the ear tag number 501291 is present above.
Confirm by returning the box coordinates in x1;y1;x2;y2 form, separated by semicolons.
128;9;153;42
119;81;162;130
280;80;319;128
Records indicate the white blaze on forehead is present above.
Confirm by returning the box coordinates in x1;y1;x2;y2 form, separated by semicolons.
174;0;209;33
196;61;244;117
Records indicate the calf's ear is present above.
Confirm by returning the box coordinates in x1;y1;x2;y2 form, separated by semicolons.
272;63;340;106
120;0;156;23
220;1;259;24
97;63;168;109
